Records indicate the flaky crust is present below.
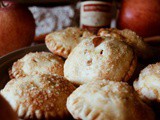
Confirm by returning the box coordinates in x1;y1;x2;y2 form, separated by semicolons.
10;52;64;79
1;74;75;120
45;27;93;58
64;36;137;85
134;62;160;102
0;95;18;120
98;28;154;59
67;80;155;120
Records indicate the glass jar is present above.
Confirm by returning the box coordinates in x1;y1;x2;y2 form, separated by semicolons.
80;0;113;33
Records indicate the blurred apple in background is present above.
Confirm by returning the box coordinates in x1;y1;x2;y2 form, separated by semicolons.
117;0;160;38
0;95;18;120
0;2;35;56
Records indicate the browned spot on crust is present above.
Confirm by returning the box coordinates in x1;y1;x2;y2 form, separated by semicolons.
87;59;92;66
8;68;15;79
100;50;103;55
93;37;104;47
92;112;100;120
85;110;91;116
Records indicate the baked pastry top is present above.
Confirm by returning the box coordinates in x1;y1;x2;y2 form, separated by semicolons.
64;36;137;85
1;74;75;120
98;28;154;59
134;62;160;102
10;52;64;79
45;27;93;58
67;80;155;120
0;95;18;120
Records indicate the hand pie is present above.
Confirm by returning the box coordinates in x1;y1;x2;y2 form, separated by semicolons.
10;52;64;79
134;62;160;102
1;74;75;120
67;80;155;120
64;36;137;85
45;27;93;58
98;28;155;59
0;95;18;120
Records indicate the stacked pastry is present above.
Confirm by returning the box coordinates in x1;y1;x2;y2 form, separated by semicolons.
0;27;157;120
1;51;76;119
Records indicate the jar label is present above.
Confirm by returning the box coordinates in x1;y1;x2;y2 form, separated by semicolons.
80;1;112;33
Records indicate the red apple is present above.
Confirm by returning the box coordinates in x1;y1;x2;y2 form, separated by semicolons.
117;0;160;38
0;95;18;120
0;2;35;56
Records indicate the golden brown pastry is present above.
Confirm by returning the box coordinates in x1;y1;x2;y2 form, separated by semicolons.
98;28;155;59
45;27;93;58
67;80;155;120
10;52;64;79
64;36;137;85
1;74;75;120
0;94;18;120
134;62;160;102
